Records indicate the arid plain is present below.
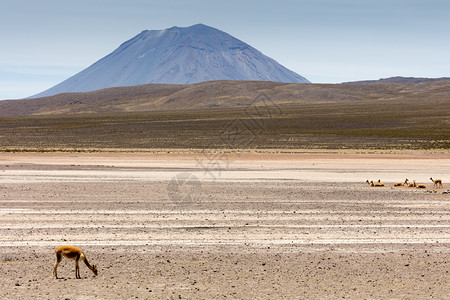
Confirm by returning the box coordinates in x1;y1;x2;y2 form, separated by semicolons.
0;79;449;299
0;151;449;299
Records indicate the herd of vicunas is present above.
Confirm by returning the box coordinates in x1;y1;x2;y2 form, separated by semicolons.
366;177;443;189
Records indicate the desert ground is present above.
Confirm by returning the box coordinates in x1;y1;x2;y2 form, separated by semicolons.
0;151;449;299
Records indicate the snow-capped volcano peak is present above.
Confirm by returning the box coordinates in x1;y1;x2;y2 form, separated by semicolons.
32;24;309;98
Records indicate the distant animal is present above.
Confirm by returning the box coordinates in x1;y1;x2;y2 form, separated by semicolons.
53;245;98;279
394;179;408;186
375;180;384;186
366;180;372;186
408;180;417;187
367;180;384;187
416;184;426;189
430;177;443;188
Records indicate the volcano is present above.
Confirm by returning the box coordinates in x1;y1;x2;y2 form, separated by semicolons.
32;24;309;98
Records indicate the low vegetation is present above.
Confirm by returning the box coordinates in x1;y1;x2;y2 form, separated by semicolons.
0;81;449;151
1;97;448;151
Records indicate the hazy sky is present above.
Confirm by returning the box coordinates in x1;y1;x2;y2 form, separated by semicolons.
1;0;449;99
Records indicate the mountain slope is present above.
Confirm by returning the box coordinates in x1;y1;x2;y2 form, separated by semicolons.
31;24;309;98
343;76;450;84
2;79;450;117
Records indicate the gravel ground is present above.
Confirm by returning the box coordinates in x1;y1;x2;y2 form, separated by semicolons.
0;152;449;299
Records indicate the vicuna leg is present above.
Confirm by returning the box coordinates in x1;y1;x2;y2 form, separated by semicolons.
53;253;62;279
75;258;80;279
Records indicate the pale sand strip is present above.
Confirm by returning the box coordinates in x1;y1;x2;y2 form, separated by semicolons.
1;239;449;247
2;224;449;229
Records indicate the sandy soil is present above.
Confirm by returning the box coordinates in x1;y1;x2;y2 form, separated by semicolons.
0;152;449;299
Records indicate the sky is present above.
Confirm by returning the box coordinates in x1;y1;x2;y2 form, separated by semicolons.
1;0;449;99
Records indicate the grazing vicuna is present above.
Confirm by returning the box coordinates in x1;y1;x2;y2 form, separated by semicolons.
53;245;98;279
